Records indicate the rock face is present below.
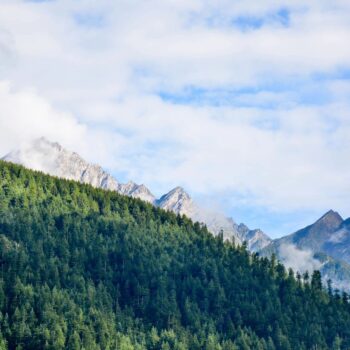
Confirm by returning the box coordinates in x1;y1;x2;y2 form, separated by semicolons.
284;210;343;253
236;224;272;252
156;186;195;216
320;218;350;265
119;182;156;204
2;137;271;249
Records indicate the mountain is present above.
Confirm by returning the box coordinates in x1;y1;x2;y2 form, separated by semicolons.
157;187;242;244
156;186;196;216
236;224;272;252
156;187;271;249
272;210;344;253
260;210;350;290
321;217;350;264
119;181;156;204
2;137;119;191
6;138;350;289
262;210;350;263
1;160;350;349
2;137;271;249
2;137;156;203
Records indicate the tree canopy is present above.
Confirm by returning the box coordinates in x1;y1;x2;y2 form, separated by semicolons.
0;160;349;349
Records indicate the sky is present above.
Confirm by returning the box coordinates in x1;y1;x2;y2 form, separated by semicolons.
0;0;350;237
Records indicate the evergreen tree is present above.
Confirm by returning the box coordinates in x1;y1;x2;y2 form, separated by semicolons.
0;161;349;349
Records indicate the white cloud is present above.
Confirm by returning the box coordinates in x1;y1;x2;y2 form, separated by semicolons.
0;81;85;152
1;0;350;95
0;81;131;172
279;244;321;273
0;0;349;234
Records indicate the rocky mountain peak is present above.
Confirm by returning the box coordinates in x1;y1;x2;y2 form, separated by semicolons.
236;224;271;251
123;183;156;204
315;210;343;232
169;186;191;199
237;223;250;234
156;186;194;215
119;181;139;195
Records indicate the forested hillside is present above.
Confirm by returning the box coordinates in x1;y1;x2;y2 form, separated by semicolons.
0;161;350;350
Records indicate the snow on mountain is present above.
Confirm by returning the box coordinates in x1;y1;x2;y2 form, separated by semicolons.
2;137;271;248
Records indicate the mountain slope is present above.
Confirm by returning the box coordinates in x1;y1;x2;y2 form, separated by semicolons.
156;187;271;249
157;187;245;245
262;210;350;263
272;210;344;253
0;160;350;349
322;218;350;264
260;210;350;290
2;137;271;249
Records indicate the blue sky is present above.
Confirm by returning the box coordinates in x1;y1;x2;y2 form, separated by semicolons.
0;0;350;237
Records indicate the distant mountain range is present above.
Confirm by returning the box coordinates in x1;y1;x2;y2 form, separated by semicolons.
2;137;271;251
3;137;350;290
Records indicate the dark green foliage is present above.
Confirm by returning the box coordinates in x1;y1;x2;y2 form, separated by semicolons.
0;160;349;349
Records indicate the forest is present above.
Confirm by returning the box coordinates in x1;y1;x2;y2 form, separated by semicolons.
0;160;349;349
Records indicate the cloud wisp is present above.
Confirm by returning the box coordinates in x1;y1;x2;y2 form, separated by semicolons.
279;244;322;274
